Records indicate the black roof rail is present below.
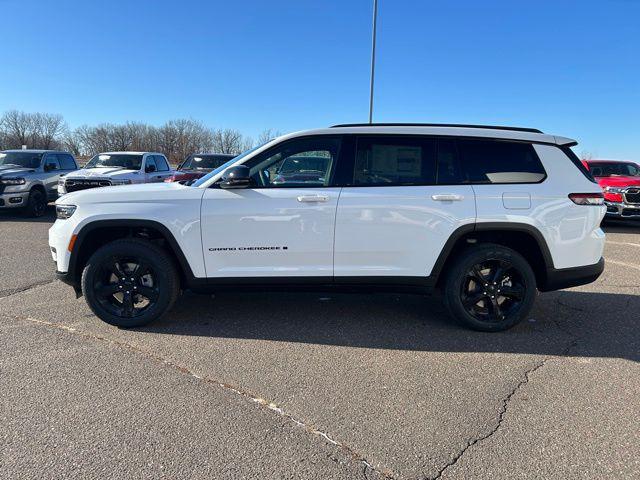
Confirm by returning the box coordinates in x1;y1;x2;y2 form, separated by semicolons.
329;123;543;134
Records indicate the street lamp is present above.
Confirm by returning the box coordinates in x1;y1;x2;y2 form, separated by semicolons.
368;0;378;124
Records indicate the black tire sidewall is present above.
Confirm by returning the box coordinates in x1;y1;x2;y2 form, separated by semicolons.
27;190;46;217
443;244;537;332
82;240;178;328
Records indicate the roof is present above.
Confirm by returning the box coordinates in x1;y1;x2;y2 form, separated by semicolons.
584;159;638;164
99;151;162;155
1;149;69;153
278;125;576;146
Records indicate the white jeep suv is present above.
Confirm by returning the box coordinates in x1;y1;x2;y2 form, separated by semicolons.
49;124;605;331
58;151;173;194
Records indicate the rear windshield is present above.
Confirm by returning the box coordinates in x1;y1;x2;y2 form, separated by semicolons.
0;151;43;169
85;154;143;170
587;161;640;177
181;154;235;170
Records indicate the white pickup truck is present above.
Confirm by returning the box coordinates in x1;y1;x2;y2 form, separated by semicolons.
58;151;173;195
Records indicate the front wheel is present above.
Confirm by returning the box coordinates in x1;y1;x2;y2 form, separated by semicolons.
81;239;180;328
25;189;47;217
442;244;537;332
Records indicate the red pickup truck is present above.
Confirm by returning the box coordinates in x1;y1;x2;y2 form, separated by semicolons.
583;159;640;218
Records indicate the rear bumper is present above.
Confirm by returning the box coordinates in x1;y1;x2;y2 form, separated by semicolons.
605;201;640;218
540;257;604;291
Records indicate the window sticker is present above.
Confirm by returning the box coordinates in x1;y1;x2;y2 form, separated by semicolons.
371;145;422;177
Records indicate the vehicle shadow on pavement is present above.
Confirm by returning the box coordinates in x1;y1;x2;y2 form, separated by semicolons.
141;288;639;363
0;205;56;223
601;219;640;234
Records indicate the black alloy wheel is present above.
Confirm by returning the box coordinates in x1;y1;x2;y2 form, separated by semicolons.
27;189;46;217
82;238;180;328
443;244;536;332
94;256;160;319
460;259;525;324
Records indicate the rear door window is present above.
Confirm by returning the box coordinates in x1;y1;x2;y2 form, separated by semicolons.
59;154;77;170
154;155;170;171
145;156;157;172
458;139;546;184
44;154;61;171
353;136;436;186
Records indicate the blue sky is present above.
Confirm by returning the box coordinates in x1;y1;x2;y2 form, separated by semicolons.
1;0;638;158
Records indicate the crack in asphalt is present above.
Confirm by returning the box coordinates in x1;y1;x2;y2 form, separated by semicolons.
427;358;547;480
0;278;57;299
12;314;391;480
428;315;579;480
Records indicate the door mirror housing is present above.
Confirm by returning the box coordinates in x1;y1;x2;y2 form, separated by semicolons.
145;163;156;173
220;165;251;189
44;163;56;172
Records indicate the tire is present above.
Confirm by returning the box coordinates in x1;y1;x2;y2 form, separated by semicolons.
442;243;537;332
25;189;46;217
81;238;180;328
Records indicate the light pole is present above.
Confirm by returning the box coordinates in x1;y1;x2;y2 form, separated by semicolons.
368;0;378;124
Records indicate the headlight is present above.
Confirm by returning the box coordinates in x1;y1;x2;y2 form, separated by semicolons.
604;186;624;193
111;179;132;185
56;204;77;220
0;177;26;185
58;178;65;185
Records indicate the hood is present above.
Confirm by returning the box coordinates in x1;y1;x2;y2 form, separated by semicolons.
56;181;195;205
0;166;36;177
67;167;138;178
595;176;640;188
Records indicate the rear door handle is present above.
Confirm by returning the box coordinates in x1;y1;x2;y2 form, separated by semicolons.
297;195;329;203
431;194;464;201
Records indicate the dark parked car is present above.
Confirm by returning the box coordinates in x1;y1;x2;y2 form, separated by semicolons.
165;153;236;183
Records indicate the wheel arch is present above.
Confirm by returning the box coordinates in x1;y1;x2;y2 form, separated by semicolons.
431;222;554;289
29;182;47;195
68;219;199;290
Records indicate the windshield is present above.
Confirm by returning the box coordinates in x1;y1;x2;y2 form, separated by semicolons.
192;143;268;187
0;151;43;169
85;153;143;170
588;162;640;177
181;154;235;170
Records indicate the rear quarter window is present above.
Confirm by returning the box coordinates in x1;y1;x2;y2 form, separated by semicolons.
562;147;596;183
458;139;546;184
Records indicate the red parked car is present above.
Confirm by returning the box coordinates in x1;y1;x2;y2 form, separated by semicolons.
165;153;236;184
583;159;640;218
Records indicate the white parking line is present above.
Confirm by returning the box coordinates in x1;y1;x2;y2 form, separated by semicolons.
606;259;640;271
606;241;640;248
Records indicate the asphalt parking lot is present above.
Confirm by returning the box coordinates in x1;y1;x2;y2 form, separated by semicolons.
1;207;639;479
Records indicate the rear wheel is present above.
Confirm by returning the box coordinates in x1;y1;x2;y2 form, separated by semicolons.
25;189;46;217
442;244;537;332
81;239;180;328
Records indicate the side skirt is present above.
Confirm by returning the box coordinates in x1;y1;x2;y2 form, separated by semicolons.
186;276;437;295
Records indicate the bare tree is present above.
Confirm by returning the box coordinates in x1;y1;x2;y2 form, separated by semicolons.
1;110;258;164
257;128;283;145
1;110;34;147
0;110;67;149
211;128;248;154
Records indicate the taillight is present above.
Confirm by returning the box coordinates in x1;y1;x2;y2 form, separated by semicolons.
568;192;604;205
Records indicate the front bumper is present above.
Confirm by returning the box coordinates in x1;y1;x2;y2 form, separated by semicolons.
0;191;29;208
605;201;640;218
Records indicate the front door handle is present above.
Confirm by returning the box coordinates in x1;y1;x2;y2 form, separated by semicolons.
297;195;329;203
431;193;464;201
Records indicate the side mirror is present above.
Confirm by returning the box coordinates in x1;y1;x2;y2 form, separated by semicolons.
44;163;55;172
145;164;157;173
220;165;251;189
